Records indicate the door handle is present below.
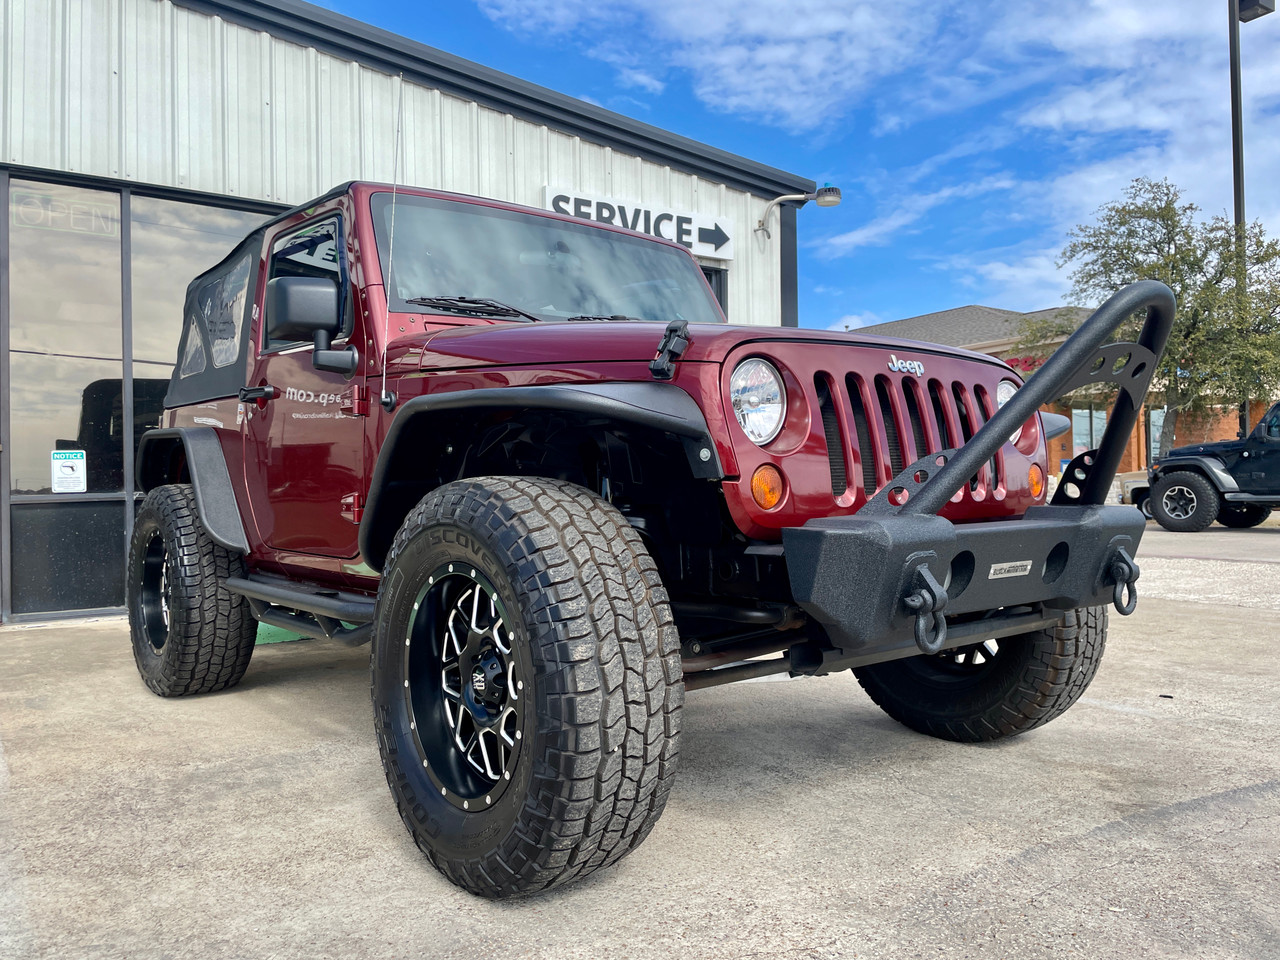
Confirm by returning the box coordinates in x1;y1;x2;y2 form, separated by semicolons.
238;385;277;404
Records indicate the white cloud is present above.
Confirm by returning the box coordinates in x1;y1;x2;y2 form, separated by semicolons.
818;177;1017;256
479;0;936;131
616;68;665;95
940;247;1072;313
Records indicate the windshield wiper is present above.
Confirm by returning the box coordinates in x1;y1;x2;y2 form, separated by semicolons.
566;314;647;322
405;296;541;322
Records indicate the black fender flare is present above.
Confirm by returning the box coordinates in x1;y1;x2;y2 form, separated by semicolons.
359;382;724;572
1152;456;1239;495
135;427;250;553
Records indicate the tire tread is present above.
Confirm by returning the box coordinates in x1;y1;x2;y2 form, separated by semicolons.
128;484;256;696
374;477;681;898
854;606;1107;743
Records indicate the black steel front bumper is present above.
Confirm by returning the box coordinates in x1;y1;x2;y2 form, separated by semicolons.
783;504;1144;666
781;280;1176;669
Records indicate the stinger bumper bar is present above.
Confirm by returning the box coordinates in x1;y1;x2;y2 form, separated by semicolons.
781;280;1176;667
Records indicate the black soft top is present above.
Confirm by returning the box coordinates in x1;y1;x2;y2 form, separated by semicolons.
163;183;354;409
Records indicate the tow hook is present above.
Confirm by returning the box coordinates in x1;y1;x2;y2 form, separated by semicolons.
1107;547;1140;616
904;564;949;655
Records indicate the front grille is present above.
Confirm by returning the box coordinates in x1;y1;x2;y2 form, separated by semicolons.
974;385;1002;489
815;375;847;497
814;368;1004;504
903;378;928;462
845;374;878;495
929;379;954;446
874;376;904;476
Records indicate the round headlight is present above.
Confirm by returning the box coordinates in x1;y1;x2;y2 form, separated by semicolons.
730;359;786;445
996;379;1022;442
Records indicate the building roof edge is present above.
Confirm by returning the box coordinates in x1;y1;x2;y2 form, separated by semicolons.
172;0;817;200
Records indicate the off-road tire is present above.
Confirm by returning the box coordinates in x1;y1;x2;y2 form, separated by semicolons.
1151;471;1220;532
371;477;682;898
1216;503;1271;528
852;606;1107;743
1134;492;1153;519
127;484;257;696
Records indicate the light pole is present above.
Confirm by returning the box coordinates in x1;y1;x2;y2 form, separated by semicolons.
1228;0;1273;434
1229;0;1273;229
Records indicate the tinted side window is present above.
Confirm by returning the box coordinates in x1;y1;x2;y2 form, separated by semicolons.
265;217;346;351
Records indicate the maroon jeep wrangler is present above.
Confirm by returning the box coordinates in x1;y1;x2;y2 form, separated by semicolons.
128;181;1174;898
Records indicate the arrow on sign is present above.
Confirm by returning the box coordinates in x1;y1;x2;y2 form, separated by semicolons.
698;223;730;251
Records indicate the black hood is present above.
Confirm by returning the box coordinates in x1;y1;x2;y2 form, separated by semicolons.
1165;438;1245;460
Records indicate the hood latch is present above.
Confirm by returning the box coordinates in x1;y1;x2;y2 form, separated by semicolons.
650;319;690;381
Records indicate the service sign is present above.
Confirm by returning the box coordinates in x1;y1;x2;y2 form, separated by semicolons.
51;450;87;494
543;187;734;262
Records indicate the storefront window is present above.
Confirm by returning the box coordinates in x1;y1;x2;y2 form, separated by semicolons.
8;181;123;494
3;177;281;617
1148;408;1167;461
8;354;125;494
9;181;122;358
130;197;267;367
1071;406;1108;457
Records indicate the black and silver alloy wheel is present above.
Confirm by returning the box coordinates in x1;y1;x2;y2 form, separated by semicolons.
1160;483;1197;520
940;638;1000;671
137;527;173;652
372;476;682;899
406;564;526;810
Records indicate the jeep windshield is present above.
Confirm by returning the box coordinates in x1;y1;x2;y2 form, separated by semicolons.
371;192;724;325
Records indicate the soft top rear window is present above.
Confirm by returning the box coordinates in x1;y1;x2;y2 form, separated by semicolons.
177;246;254;376
165;241;260;408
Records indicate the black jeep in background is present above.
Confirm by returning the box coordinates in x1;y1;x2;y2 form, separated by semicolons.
1149;400;1280;532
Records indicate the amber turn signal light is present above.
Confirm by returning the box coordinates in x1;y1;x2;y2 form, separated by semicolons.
1029;463;1046;499
751;464;785;509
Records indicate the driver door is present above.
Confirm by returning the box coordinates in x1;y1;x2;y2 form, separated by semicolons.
1235;404;1280;495
241;214;368;557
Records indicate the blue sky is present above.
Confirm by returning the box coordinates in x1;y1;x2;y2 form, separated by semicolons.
327;0;1280;331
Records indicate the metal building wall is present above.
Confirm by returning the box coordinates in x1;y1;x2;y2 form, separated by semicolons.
1;0;785;325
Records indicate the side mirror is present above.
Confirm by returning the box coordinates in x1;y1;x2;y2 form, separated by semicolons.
265;277;358;375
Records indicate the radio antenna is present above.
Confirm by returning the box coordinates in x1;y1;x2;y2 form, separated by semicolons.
380;72;405;412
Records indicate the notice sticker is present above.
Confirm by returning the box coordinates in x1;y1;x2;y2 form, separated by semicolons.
988;560;1033;580
51;450;87;493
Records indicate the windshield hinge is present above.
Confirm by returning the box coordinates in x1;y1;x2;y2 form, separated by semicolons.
341;385;370;417
650;319;691;381
340;492;364;524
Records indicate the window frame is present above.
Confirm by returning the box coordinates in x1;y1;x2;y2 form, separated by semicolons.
260;213;353;356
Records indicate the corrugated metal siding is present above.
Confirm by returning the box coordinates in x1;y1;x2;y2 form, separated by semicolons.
2;0;784;324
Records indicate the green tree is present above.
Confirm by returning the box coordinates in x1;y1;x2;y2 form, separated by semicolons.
1019;178;1280;456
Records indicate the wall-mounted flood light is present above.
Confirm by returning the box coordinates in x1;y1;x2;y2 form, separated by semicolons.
756;184;842;239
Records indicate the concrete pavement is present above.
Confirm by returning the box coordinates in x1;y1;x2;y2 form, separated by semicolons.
1138;522;1280;609
1;553;1278;958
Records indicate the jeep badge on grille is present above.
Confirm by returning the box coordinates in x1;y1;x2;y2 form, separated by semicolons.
887;354;924;377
